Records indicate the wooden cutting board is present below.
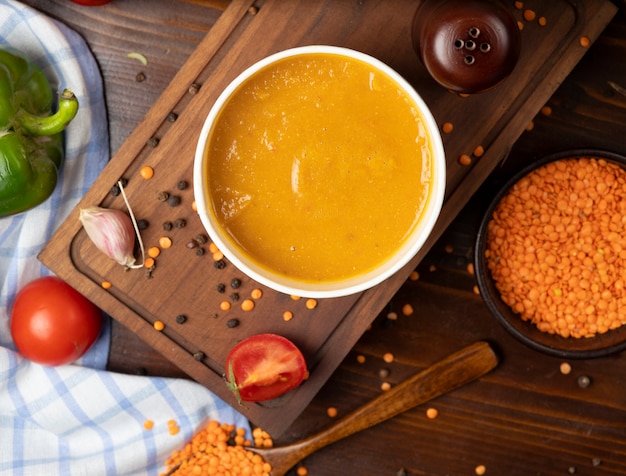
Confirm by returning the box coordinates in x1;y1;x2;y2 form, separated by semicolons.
39;0;617;435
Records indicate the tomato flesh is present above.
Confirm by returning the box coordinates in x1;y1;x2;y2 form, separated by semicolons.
10;276;103;366
226;333;307;402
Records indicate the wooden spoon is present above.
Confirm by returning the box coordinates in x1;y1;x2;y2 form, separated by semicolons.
251;340;499;476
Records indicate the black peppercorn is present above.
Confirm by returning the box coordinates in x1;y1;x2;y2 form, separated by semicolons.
226;318;240;328
174;218;186;228
195;234;208;245
162;221;173;231
196;247;205;256
214;259;226;268
229;293;240;302
110;184;121;196
193;351;205;361
135;72;146;82
166;112;178;123
167;195;181;207
137;219;149;231
175;314;187;324
230;278;242;289
147;137;159;147
177;180;189;190
157;191;170;202
216;283;226;293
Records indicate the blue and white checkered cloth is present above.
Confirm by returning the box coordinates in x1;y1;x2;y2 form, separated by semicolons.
0;2;249;474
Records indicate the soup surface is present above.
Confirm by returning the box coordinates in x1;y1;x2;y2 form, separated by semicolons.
205;53;434;283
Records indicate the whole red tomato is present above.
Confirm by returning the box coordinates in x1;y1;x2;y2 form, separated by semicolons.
67;0;112;5
225;333;308;402
10;276;103;366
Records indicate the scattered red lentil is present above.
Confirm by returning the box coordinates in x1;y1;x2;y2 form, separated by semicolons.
467;263;475;275
475;464;487;475
459;154;472;166
296;466;309;476
579;36;591;48
144;257;155;268
458;93;470;98
191;200;197;212
445;244;454;253
209;242;219;254
517;20;524;30
305;298;318;310
409;270;420;281
538;16;547;26
473;145;485;158
523;9;536;21
220;301;231;311
290;295;301;301
282;310;294;321
139;165;154;179
541;105;553;116
402;303;414;316
473;285;480;295
356;354;366;364
525;120;534;131
159;236;172;249
143;419;154;430
514;1;523;9
426;407;439;419
168;419;180;436
251;288;263;299
560;362;572;375
148;246;161;258
383;352;394;363
387;311;398;321
326;406;338;418
212;250;224;261
241;299;255;312
154;320;165;331
101;281;112;289
442;122;454;134
380;382;391;391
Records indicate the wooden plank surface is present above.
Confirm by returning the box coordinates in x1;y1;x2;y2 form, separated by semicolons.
38;0;617;436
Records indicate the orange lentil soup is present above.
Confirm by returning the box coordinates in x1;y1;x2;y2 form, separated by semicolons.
204;53;434;283
485;157;626;338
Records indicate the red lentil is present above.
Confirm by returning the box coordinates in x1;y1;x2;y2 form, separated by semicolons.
475;464;487;475
305;298;317;310
282;310;294;321
442;122;454;134
148;246;161;258
143;419;154;430
523;9;536;21
538;16;547;26
144;257;155;268
380;382;391;391
560;362;572;375
402;303;414;316
164;420;272;476
383;352;394;363
409;270;420;281
241;299;255;312
159;236;172;249
219;301;231;311
426;407;439;419
356;354;366;364
296;466;309;476
101;281;112;289
250;288;263;299
579;36;591;48
473;145;485;158
485;157;626;338
514;1;523;9
140;166;154;179
459;154;472;166
326;407;338;418
154;321;165;331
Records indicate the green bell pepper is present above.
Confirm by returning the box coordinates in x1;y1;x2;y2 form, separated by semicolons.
0;47;79;217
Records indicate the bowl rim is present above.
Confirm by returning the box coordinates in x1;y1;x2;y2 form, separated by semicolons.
474;148;626;359
193;45;446;298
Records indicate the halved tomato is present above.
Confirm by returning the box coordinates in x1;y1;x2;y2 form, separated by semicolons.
225;333;308;402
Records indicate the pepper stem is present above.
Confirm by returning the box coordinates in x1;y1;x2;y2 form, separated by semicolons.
17;88;79;136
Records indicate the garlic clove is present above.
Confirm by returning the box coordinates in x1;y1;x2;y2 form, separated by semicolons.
79;206;137;268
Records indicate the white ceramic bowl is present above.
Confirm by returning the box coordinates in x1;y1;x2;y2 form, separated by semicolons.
194;45;446;298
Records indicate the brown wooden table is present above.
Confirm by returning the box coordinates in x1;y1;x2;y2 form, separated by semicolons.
22;0;626;474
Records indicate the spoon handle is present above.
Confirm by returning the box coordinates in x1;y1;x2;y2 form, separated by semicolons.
286;341;498;461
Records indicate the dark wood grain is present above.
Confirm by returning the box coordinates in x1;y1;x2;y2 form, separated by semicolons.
19;0;626;473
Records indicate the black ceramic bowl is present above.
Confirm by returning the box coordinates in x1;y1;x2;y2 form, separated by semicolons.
475;149;626;359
